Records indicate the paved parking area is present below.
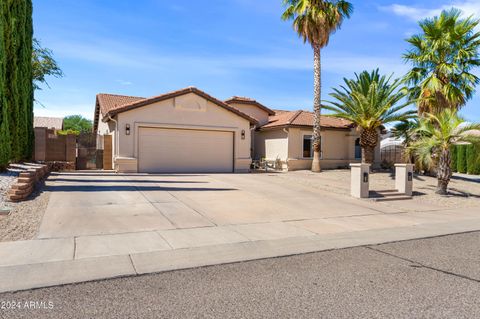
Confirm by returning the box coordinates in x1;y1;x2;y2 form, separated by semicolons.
35;171;480;255
38;172;393;239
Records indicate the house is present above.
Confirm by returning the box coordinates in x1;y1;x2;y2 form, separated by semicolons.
94;87;256;173
254;110;380;170
33;116;64;131
94;87;380;173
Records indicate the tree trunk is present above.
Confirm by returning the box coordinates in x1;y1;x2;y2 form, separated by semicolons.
311;44;322;173
436;147;451;195
362;146;375;164
360;128;378;164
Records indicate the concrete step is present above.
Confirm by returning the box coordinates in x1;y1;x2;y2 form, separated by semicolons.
369;190;412;202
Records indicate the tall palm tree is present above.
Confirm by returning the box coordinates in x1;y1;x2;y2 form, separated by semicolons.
324;69;415;164
282;0;353;172
410;109;480;195
404;8;480;115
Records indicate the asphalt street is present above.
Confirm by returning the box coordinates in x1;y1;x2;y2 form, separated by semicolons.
1;231;480;319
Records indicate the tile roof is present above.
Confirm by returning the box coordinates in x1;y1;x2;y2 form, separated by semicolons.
97;93;145;115
224;96;275;115
260;110;354;130
33;116;64;130
94;87;258;132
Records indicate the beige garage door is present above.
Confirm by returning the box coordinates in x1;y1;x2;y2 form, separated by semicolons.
138;127;234;173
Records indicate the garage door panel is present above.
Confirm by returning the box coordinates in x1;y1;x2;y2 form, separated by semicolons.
139;128;234;173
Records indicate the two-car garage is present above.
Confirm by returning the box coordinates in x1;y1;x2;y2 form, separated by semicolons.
95;87;256;174
138;127;234;173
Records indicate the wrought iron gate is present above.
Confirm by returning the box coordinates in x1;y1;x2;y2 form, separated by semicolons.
76;133;104;170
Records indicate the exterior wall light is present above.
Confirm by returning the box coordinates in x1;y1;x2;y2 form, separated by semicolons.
125;124;130;135
241;129;245;140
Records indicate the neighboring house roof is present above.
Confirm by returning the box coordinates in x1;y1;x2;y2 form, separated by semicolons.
33;116;64;130
259;110;355;130
94;87;258;132
224;96;275;115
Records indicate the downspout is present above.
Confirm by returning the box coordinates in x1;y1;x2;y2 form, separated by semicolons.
107;114;118;169
250;124;257;160
282;127;289;171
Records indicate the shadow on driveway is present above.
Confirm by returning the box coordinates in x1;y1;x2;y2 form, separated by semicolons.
44;185;237;192
49;178;208;184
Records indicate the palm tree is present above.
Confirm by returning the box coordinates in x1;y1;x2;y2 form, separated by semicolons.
282;0;353;172
404;8;480;115
409;109;480;195
391;119;420;163
324;69;415;164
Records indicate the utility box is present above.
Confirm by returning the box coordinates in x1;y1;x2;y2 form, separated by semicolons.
395;164;414;196
350;163;370;198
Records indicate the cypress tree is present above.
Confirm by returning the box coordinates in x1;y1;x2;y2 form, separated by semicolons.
457;144;467;174
466;144;476;174
0;3;12;170
450;145;457;173
2;0;33;162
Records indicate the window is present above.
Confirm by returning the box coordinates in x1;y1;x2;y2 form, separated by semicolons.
355;138;361;159
303;135;313;158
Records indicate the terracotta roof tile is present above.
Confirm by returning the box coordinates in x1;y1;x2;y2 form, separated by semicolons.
260;110;354;130
97;93;145;115
94;88;258;132
224;96;275;115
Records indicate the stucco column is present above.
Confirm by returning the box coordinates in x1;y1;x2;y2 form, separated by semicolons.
395;164;414;196
350;163;370;198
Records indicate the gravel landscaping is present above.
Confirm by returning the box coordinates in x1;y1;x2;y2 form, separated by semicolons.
278;169;480;209
0;163;50;242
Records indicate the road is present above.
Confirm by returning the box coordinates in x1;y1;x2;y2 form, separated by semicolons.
1;231;480;319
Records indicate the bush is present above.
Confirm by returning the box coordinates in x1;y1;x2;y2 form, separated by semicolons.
466;145;476;174
457;144;467;173
450;145;458;173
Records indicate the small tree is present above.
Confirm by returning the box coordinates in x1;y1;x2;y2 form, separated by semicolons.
410;110;480;194
63;115;92;133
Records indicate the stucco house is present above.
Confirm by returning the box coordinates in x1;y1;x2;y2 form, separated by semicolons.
94;87;379;173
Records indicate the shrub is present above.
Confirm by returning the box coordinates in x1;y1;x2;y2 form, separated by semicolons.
457;144;467;173
450;145;458;173
466;144;476;174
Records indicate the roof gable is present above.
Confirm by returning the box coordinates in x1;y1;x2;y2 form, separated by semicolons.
96;87;257;128
224;96;275;115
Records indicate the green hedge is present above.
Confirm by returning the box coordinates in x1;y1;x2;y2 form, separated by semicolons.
451;145;458;173
457;145;467;173
452;144;480;175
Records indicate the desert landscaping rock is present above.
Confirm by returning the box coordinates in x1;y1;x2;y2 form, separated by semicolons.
0;180;50;242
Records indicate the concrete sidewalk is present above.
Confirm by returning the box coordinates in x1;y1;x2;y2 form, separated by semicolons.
1;206;480;293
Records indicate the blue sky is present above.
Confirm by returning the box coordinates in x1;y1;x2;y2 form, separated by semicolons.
33;0;480;121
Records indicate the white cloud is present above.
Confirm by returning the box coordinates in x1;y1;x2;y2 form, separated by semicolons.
382;0;480;22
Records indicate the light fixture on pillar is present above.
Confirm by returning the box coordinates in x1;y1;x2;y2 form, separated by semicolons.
241;129;246;140
125;124;130;135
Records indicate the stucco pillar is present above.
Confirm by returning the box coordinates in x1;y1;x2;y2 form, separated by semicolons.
350;163;370;198
395;164;414;196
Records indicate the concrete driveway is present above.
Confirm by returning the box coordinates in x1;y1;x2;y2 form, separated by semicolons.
38;171;399;239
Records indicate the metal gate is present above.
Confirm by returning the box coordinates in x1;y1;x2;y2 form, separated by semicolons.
76;133;104;170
